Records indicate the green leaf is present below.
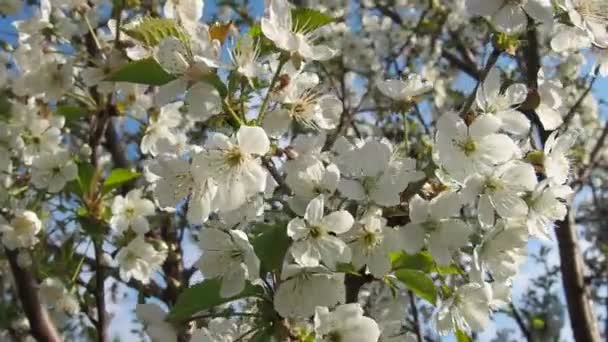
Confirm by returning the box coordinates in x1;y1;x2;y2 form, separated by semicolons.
0;92;12;120
291;8;334;32
251;223;290;274
122;17;190;52
77;161;96;197
56;105;87;121
167;279;262;322
102;168;140;194
455;329;473;342
390;251;434;272
395;269;437;305
107;58;176;86
436;263;463;275
249;327;274;342
199;73;228;98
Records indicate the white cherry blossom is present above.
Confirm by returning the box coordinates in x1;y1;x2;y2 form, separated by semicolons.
261;0;335;61
435;112;520;182
115;236;167;284
196;228;260;298
202;126;269;212
274;264;345;318
110;189;156;235
287;195;354;268
314;303;381;342
402;192;471;265
0;210;42;250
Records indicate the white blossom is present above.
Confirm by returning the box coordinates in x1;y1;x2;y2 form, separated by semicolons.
110;189;156;235
0;210;42;250
401;192;471;265
202;126;269;212
197;228;260;298
261;0;335;61
287;195;354;268
31;149;78;193
274;264;345;318
314;303;381;342
115;237;167;284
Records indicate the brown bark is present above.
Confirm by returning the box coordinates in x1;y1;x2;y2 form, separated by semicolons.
555;215;601;342
6;250;61;342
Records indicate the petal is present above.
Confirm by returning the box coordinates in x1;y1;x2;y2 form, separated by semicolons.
466;0;502;16
317;236;351;268
504;83;527;106
219;264;247;298
478;193;495;228
492;191;528;218
401;223;426;254
430;191;462;220
478;134;519;163
262;109;291;137
154;79;188;107
321;210;354;234
477;66;501;109
290;241;321;267
377;79;406;101
237;126;270;155
536;104;563;130
470;114;501;138
495;110;530;135
409;195;430;223
305;195;324;225
493;5;527;33
523;0;553;23
287;217;309;240
338;179;366;201
501;162;537;191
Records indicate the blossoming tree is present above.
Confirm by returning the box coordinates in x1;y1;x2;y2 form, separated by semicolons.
0;0;607;341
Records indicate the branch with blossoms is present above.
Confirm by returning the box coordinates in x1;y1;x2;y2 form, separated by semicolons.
0;0;607;341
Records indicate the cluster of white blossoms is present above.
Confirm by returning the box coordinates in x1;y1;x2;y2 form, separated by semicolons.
0;0;603;340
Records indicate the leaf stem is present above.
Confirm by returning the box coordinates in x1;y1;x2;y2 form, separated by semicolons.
257;56;288;124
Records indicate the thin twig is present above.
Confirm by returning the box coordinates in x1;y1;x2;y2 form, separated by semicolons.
459;47;501;116
509;303;532;341
408;291;423;342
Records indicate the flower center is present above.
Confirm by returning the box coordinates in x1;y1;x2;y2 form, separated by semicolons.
457;138;477;156
309;225;324;239
362;230;381;248
125;207;136;218
224;147;245;168
484;178;503;193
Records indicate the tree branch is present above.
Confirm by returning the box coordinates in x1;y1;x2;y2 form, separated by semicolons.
555;213;601;342
6;250;61;342
509;303;531;342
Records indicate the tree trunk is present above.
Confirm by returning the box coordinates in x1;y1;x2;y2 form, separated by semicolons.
6;250;61;342
555;214;601;342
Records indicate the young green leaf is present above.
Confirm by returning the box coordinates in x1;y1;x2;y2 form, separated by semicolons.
102;168;141;194
56;105;87;121
167;279;262;322
395;269;437;305
251;223;291;274
107;58;176;86
122;17;190;52
291;8;334;32
390;251;434;272
456;329;473;342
